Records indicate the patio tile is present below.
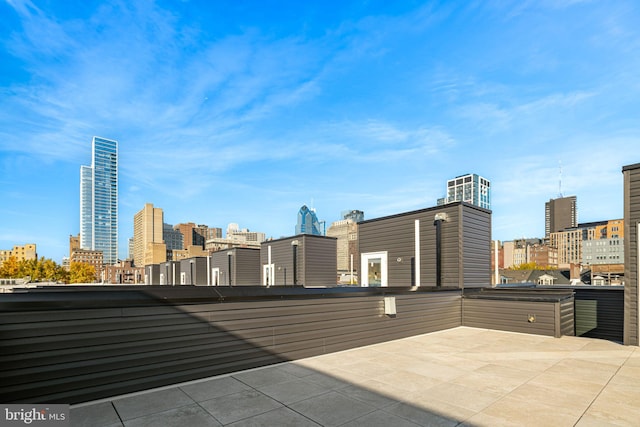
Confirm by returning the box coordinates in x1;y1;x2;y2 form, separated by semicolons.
341;409;422;427
199;389;282;425
112;388;194;421
225;407;321;427
123;404;220;427
505;382;595;417
231;366;299;388
256;378;329;404
288;391;375;426
397;395;476;423
71;401;122;427
474;396;580;427
180;376;250;402
302;372;353;390
374;369;441;393
335;380;400;408
383;402;462;427
424;382;502;413
337;360;397;378
278;363;318;378
400;360;468;382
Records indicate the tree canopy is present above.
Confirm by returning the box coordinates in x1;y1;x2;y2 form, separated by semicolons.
0;256;97;283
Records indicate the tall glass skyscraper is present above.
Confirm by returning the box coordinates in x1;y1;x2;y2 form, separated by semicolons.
80;136;118;265
296;205;324;236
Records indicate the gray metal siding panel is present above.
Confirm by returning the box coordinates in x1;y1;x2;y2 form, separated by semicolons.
574;288;624;342
358;203;490;289
463;299;558;336
560;298;575;337
624;164;640;345
359;205;465;287
0;289;461;404
302;236;337;286
211;252;232;286
461;206;492;288
439;206;462;288
260;236;336;287
235;249;261;286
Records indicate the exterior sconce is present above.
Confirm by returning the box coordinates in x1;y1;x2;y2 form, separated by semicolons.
434;212;449;222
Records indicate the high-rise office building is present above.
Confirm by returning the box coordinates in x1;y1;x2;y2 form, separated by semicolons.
296;205;324;235
133;203;166;267
444;173;491;210
545;196;577;238
79;136;118;265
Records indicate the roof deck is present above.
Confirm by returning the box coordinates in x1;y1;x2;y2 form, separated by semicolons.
70;326;640;426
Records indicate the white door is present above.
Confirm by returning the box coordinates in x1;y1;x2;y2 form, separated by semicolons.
211;268;220;286
180;272;187;285
361;252;388;287
263;264;275;287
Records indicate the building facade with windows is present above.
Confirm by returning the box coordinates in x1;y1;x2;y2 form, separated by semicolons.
326;218;359;281
443;173;491;210
0;244;37;267
80;136;118;265
133;203;166;267
545;196;577;239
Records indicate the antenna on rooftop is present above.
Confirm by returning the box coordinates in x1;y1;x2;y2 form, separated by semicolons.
558;161;564;198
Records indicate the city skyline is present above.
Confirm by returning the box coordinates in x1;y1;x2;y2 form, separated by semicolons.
1;1;639;261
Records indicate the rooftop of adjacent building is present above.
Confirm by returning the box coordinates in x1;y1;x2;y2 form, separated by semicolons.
70;326;640;427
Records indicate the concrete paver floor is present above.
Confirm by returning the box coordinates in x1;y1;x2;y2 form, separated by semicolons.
70;327;640;426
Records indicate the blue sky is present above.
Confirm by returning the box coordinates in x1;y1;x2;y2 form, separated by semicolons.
1;0;639;262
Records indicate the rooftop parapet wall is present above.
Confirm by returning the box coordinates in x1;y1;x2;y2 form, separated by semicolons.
623;162;640;345
0;286;461;404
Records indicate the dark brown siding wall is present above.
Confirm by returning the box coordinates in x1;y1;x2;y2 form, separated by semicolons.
261;238;296;286
159;261;181;285
211;250;232;286
211;249;261;286
260;235;336;287
573;287;624;342
179;257;208;285
0;287;461;404
460;205;492;288
358;203;491;288
234;249;261;286
302;236;338;286
145;265;160;285
438;206;462;287
559;299;575;337
623;163;640;345
462;290;575;337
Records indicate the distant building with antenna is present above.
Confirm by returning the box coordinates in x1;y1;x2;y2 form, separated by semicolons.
545;196;577;239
